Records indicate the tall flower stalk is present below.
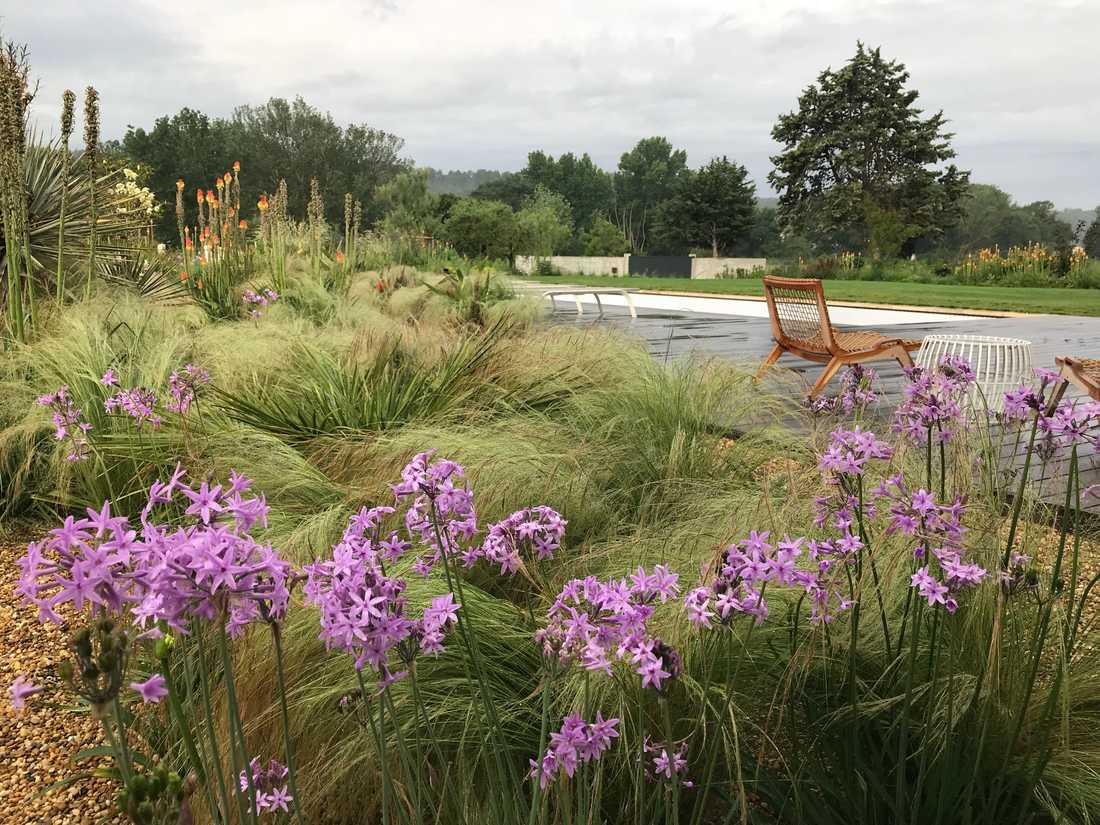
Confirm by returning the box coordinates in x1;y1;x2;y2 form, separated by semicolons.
82;86;99;300
0;40;34;342
55;89;75;300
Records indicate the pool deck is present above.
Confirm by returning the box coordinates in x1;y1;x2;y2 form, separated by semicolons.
529;282;1100;513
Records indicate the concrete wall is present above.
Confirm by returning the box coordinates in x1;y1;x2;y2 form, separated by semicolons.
515;255;630;277
690;257;767;279
515;255;767;279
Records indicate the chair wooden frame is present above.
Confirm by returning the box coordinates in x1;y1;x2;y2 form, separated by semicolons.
1056;356;1100;401
755;276;921;397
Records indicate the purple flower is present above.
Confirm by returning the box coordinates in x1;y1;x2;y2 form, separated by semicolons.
685;532;827;628
242;288;280;319
877;482;987;612
529;712;619;789
36;385;92;461
645;738;692;787
9;675;42;714
393;451;477;576
105;387;161;429
131;469;290;637
465;506;566;574
535;567;679;691
817;427;893;478
303;509;459;672
1001;383;1044;422
100;368;118;387
893;357;975;444
166;363;210;414
130;673;168;704
18;503;141;624
239;758;291;815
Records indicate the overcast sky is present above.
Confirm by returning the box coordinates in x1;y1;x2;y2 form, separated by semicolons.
6;0;1099;208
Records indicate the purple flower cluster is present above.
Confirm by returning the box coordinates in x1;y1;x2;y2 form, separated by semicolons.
239;757;292;815
105;386;161;429
36;386;93;462
817;426;894;478
894;356;976;444
685;531;852;628
535;567;680;690
805;366;880;417
462;506;566;574
393;451;478;576
874;475;986;612
17;502;142;624
528;712;620;789
166;363;210;414
1001;369;1100;459
130;469;290;636
303;507;460;676
242;288;279;319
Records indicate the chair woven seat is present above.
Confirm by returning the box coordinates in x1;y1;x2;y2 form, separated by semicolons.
1057;356;1100;400
755;277;922;397
833;330;921;354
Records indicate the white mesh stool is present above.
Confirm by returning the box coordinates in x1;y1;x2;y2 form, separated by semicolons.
915;334;1033;413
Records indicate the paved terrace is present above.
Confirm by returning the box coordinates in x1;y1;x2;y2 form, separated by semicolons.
526;284;1100;512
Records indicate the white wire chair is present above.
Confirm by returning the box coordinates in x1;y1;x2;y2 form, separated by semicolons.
915;334;1033;413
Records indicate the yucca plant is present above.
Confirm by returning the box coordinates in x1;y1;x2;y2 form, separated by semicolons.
424;267;514;326
211;322;509;440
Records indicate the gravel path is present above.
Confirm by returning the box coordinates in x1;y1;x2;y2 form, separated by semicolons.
0;539;122;825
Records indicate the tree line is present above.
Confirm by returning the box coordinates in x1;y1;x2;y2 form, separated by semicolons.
115;44;1097;261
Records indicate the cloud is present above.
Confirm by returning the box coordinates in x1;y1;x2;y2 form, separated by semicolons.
6;0;1099;206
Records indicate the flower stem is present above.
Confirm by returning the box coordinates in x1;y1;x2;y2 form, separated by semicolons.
660;698;680;825
214;624;259;825
270;623;306;825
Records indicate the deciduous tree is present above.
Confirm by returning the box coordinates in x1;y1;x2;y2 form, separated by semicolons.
443;198;517;261
614;137;689;253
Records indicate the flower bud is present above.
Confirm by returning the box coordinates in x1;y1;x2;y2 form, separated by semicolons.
155;635;175;660
130;773;149;800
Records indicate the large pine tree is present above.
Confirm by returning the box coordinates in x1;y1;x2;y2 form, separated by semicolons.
769;43;969;256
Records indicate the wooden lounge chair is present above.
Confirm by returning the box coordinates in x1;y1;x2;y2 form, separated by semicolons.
1056;356;1100;401
755;276;921;397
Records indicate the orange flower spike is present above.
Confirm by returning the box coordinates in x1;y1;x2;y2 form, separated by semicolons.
176;179;185;191
223;172;232;184
196;279;204;290
238;219;248;230
180;271;189;282
185;238;194;249
196;188;205;203
215;178;224;190
206;191;215;204
335;251;345;263
257;197;268;212
233;160;241;173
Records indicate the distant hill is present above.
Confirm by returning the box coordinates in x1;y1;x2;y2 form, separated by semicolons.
424;168;505;196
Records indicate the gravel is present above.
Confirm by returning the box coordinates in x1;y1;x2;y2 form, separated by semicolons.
0;539;123;825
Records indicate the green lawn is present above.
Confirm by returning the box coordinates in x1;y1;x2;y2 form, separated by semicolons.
522;274;1100;317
